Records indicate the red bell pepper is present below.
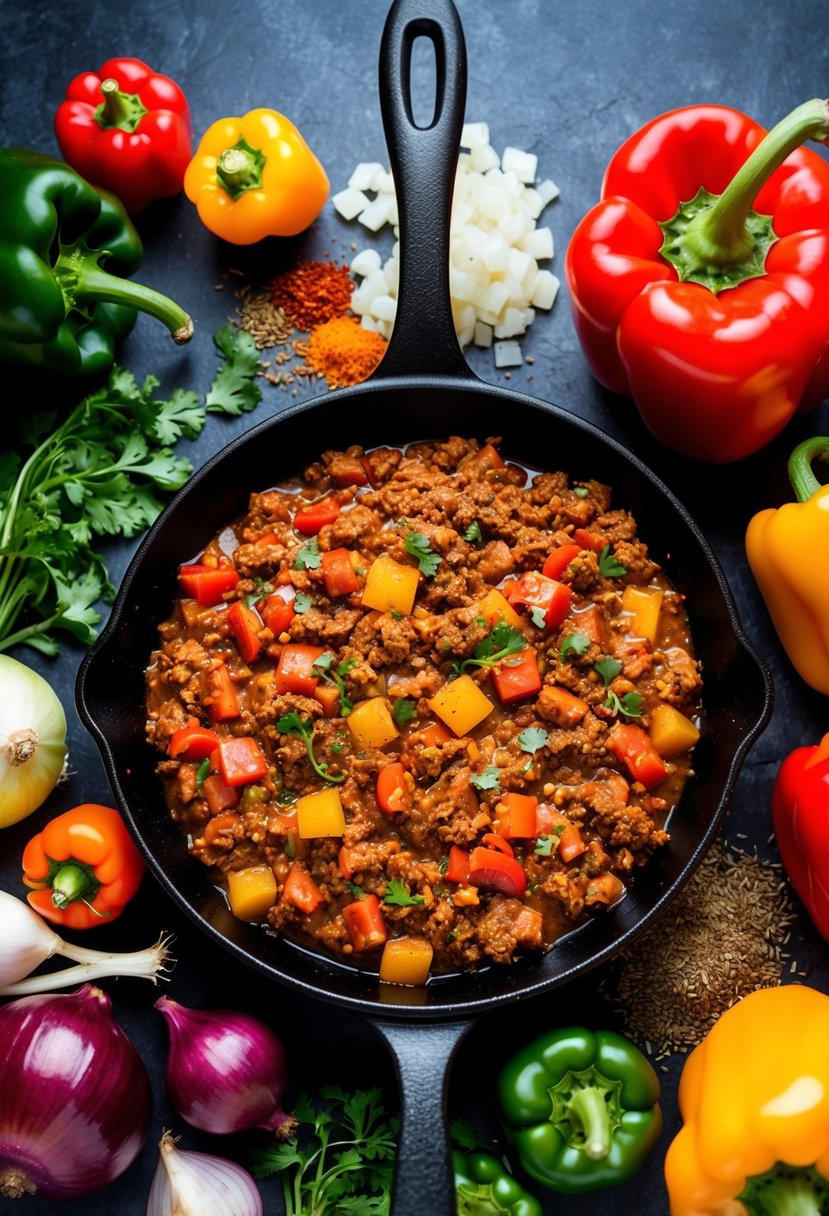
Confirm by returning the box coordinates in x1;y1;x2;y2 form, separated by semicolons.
342;893;388;950
606;723;668;790
274;643;325;695
542;544;581;581
203;662;240;722
496;792;539;839
468;846;527;898
376;762;412;814
216;737;268;787
54;57;192;213
178;562;239;607
491;648;542;704
565;99;829;462
226;600;262;663
321;548;359;597
167;724;220;760
261;587;296;636
294;497;340;535
772;733;829;941
508;572;572;631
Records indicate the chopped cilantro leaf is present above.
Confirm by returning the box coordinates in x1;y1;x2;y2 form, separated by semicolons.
205;325;263;416
594;656;623;686
277;711;344;783
383;879;425;907
312;652;355;716
598;544;627;578
457;620;526;677
535;836;554;856
404;530;442;577
245;578;274;609
559;630;591;661
392;697;418;727
195;757;210;789
471;766;501;793
295;537;321;571
293;591;313;614
604;690;644;719
518;726;549;754
463;520;484;546
530;605;548;630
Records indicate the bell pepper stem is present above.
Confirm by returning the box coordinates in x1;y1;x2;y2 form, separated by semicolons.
216;139;267;199
50;863;100;910
97;78;148;132
564;1085;611;1160
62;253;193;344
684;98;829;266
787;436;829;503
747;1178;824;1216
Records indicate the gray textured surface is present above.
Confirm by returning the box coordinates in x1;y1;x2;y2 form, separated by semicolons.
1;1;829;1212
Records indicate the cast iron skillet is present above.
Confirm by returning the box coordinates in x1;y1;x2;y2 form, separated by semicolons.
77;0;773;1210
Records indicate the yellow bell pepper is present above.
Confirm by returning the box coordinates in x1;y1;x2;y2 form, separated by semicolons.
746;436;829;695
361;554;420;616
379;935;434;986
649;703;700;757
226;865;278;920
183;108;329;245
665;985;829;1215
347;697;399;750
296;787;346;838
477;587;525;632
621;584;663;644
429;674;494;736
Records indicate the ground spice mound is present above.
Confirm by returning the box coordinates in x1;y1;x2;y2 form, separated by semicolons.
302;315;387;387
602;839;802;1058
269;260;354;330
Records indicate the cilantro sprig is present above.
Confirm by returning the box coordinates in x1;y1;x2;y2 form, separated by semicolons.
604;690;644;719
250;1085;397;1216
383;879;425;907
462;520;484;546
559;630;591;661
594;656;623;686
452;619;525;678
295;537;322;571
392;697;418;727
518;726;548;755
0;327;261;656
313;652;356;716
404;530;442;577
471;765;502;793
277;711;345;783
598;544;627;578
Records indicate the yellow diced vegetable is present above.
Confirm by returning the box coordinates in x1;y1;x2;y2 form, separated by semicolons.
347;697;399;749
650;703;700;757
379;935;434;985
296;787;347;838
621;585;663;644
429;674;494;736
477;587;524;632
226;865;277;920
361;554;420;615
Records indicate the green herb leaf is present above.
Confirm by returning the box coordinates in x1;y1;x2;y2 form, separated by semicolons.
312;651;355;716
517;726;548;755
196;757;210;789
598;544;627;578
392;697;418;727
594;657;623;686
530;605;548;630
383;879;425;907
277;711;345;783
462;520;484;546
245;577;274;609
294;591;314;614
458;619;526;676
470;766;501;793
535;836;554;856
295;538;321;571
559;630;591;661
604;690;644;719
205;325;263;416
573;486;589;498
404;530;442;577
450;1118;478;1150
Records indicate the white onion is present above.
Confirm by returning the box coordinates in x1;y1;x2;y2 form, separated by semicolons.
339;121;561;365
0;655;67;827
146;1132;262;1216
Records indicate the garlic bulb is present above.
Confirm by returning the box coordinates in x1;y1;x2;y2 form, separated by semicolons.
147;1132;263;1216
0;656;67;827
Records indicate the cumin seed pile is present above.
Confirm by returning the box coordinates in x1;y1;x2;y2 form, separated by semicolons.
602;839;803;1059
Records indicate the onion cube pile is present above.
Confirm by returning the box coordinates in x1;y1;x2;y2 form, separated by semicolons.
332;121;561;368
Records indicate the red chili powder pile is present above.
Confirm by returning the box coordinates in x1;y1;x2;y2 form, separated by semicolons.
268;260;354;330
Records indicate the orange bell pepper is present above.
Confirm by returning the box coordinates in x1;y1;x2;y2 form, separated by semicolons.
22;804;145;930
184;107;329;245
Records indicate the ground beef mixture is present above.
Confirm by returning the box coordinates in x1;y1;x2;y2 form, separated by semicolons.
145;437;702;985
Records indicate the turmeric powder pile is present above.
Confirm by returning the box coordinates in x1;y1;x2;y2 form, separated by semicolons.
303;315;387;387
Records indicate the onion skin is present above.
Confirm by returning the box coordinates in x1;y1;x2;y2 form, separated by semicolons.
0;984;151;1200
156;996;294;1136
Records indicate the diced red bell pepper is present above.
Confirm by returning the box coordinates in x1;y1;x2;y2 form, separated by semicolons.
342;893;388;950
167;724;221;761
497;792;539;839
508;572;572;631
406;722;452;748
327;455;370;487
226;600;262;663
468;847;527;897
547;807;586;862
585;873;625;906
202;774;240;815
216;737;268;787
204;662;240;722
313;684;342;717
376;762;412;814
459;442;505;472
572;528;608;554
565;602;604;645
445;845;470;884
491;649;542;704
282;863;325;913
178;562;239;607
606;723;669;790
542;544;582;581
294;497;340;535
321;548;359;597
274;644;326;696
261;587;296;636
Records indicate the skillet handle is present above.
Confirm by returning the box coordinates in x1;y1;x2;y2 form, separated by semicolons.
373;1016;473;1215
372;0;473;382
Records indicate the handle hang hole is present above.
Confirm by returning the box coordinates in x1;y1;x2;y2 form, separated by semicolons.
408;31;439;129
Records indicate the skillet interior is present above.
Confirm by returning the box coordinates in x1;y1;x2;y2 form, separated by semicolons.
76;372;772;1017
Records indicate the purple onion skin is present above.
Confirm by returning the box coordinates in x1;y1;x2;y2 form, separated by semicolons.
156;995;293;1136
0;984;151;1201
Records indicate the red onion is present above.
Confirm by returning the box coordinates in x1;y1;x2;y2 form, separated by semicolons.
0;984;151;1200
155;995;294;1136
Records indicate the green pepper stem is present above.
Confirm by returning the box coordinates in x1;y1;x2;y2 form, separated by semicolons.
216;139;267;199
746;1177;824;1216
787;436;829;503
70;259;193;344
50;864;98;910
97;79;147;132
683;99;829;266
564;1085;611;1161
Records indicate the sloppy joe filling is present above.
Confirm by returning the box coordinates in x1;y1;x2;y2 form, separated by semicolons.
144;436;702;982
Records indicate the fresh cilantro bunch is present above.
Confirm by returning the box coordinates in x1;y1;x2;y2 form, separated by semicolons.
250;1085;398;1216
0;325;261;655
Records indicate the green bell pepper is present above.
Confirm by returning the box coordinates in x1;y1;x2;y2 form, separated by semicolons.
453;1149;542;1216
497;1025;662;1194
0;147;192;376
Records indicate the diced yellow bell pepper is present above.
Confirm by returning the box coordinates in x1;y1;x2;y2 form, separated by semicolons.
226;865;277;920
621;584;663;644
347;697;399;749
379;935;434;985
650;702;700;756
429;674;494;736
361;554;420;615
296;787;347;838
477;587;525;632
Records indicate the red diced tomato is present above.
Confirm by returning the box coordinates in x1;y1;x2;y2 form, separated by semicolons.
226;600;262;663
376;763;412;814
261;587;296;636
274;644;326;696
491;649;542;704
204;663;240;722
508;571;572;631
167;725;221;761
606;724;669;790
342;894;388;950
468;847;527;897
542;544;581;582
294;497;340;535
321;548;359;597
178;563;239;607
217;737;268;787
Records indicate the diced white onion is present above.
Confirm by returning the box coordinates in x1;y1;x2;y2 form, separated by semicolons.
530;270;561;311
461;121;490;148
332;188;370;221
502;146;537;183
494;340;524;367
348;162;384;191
350;248;382;276
474;321;493;348
357;195;395;232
